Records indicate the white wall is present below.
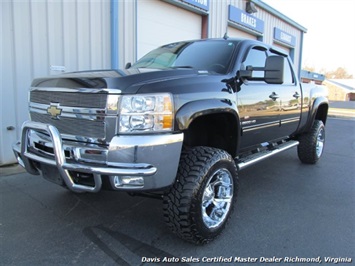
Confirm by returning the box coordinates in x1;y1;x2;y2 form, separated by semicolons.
1;0;111;165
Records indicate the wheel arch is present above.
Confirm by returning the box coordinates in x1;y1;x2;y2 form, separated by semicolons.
303;96;329;133
176;99;240;157
315;102;329;125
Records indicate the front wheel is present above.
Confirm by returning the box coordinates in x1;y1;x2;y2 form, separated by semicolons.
297;120;325;164
163;146;238;244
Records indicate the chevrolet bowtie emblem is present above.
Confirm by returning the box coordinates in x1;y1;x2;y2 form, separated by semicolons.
47;103;62;119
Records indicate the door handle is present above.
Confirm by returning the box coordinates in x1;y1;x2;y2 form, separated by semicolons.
269;92;279;101
293;92;300;99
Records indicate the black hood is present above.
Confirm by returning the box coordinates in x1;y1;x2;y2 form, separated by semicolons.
31;68;204;94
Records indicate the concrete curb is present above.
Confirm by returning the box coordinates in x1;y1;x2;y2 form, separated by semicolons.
0;164;26;177
328;108;355;120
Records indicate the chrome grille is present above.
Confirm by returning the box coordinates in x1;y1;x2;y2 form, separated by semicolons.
29;90;111;141
30;112;105;139
30;91;107;108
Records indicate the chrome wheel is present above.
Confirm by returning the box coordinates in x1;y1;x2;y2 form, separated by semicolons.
163;146;238;244
316;127;325;158
202;168;233;229
298;120;326;164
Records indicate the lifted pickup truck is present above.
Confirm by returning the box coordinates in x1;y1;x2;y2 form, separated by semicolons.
13;38;328;244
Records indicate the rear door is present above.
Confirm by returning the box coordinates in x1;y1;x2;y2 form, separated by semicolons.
272;54;301;137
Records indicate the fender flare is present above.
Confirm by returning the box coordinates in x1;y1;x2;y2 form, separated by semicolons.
176;99;240;130
305;96;329;132
175;99;241;155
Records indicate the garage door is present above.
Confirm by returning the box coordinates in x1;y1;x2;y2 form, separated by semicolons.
227;27;257;39
137;0;202;59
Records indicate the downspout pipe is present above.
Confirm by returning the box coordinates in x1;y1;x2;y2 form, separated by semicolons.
298;31;304;79
111;0;119;70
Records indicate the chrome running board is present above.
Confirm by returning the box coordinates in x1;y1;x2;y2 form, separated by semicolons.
236;140;299;170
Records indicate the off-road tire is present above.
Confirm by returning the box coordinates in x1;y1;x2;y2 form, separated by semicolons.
163;146;238;244
297;120;325;164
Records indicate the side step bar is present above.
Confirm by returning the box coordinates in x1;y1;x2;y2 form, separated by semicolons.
236;140;299;170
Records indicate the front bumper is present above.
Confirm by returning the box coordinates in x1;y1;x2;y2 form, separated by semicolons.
13;121;183;193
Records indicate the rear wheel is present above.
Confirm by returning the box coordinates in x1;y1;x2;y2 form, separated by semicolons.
297;120;325;164
163;146;238;244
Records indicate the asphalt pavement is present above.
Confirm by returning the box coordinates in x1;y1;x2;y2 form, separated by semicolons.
1;117;354;265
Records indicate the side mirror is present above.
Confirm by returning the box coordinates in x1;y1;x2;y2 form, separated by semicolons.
125;62;132;69
238;66;253;79
264;56;284;84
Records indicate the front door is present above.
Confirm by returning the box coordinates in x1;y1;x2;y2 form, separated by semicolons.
237;47;301;150
237;47;281;149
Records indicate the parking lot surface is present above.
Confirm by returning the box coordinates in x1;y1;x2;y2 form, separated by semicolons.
1;118;354;265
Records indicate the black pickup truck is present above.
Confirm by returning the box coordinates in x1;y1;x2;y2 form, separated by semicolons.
13;38;328;244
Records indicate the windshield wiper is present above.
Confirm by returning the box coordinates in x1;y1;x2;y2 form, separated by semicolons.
170;65;195;69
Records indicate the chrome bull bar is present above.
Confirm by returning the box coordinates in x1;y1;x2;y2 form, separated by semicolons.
13;121;157;193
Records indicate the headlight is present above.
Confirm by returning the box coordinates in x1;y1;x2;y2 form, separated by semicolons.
119;93;173;133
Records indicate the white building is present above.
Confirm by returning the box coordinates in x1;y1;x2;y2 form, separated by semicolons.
1;0;307;165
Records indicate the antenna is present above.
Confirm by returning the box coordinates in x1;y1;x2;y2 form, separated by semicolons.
223;22;229;40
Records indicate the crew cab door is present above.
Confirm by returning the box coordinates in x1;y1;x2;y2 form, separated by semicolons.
237;46;301;150
237;47;282;149
273;54;301;137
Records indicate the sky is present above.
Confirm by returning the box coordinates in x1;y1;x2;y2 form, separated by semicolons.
262;0;355;77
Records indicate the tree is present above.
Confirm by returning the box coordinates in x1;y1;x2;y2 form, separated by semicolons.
324;67;353;79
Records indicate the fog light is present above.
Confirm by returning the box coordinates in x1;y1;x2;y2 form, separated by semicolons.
112;176;144;188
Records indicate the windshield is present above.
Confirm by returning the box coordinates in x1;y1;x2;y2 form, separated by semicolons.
131;40;238;74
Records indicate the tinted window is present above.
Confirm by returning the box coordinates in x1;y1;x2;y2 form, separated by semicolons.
268;51;295;84
243;48;295;84
242;48;267;78
131;41;237;74
282;58;294;84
